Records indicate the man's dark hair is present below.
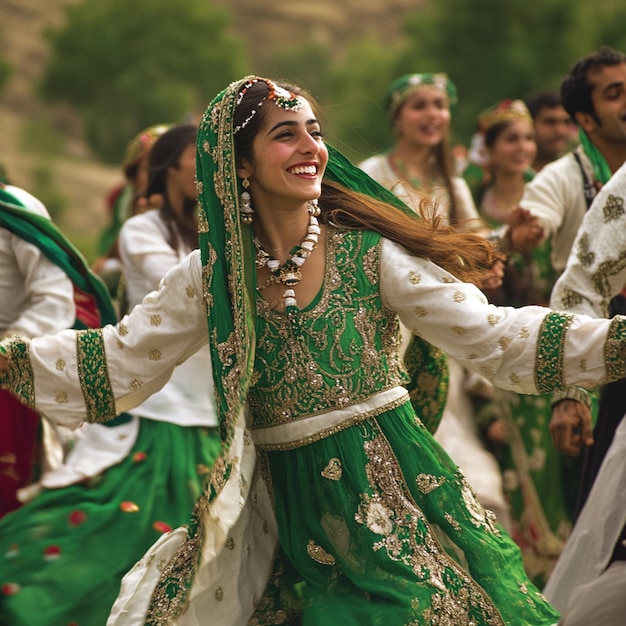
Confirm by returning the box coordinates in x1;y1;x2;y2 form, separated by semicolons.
524;91;562;119
561;46;626;121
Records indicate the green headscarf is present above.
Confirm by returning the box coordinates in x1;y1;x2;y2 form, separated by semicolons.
385;72;458;120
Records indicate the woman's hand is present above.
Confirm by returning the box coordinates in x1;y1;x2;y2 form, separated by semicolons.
481;259;505;291
507;206;544;254
0;355;8;372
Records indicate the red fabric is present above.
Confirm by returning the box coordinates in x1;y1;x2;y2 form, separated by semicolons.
0;389;40;518
106;182;125;214
73;286;102;329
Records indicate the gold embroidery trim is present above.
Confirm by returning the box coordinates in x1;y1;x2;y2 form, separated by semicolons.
76;329;117;423
306;539;336;566
253;393;409;451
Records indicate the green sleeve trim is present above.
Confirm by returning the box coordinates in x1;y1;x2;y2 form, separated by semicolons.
0;337;35;409
605;317;626;383
76;329;117;422
551;386;592;411
535;312;574;394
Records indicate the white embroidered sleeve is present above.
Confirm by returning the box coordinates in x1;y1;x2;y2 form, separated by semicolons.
380;238;615;395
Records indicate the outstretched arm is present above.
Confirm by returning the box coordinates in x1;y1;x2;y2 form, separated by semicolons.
0;250;208;430
380;238;626;394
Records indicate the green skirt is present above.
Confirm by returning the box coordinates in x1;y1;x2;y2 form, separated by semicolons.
257;400;559;625
0;419;221;626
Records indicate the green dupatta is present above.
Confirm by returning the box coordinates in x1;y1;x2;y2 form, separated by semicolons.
578;128;612;185
0;187;117;328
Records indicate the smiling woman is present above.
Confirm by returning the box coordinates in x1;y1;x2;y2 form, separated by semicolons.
358;74;511;533
233;83;328;312
5;75;626;625
359;73;481;229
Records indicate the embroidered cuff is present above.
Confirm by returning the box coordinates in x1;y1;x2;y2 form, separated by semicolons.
0;336;35;408
550;386;592;411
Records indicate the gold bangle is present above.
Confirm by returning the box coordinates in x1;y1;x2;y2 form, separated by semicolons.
551;386;592;411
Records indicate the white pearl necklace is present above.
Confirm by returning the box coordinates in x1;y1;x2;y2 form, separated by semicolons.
254;202;321;310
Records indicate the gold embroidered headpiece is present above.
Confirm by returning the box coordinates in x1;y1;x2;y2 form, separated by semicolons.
477;99;531;133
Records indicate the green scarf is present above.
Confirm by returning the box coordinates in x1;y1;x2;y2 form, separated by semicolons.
0;188;117;328
579;128;612;185
385;72;458;119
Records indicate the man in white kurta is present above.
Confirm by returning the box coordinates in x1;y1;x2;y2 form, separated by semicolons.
546;162;626;626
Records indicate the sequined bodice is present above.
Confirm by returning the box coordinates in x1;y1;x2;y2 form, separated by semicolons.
249;227;409;428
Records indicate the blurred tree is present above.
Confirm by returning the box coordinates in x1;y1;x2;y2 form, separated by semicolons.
326;34;405;163
396;0;596;144
255;33;401;162
40;0;247;163
0;28;11;98
260;34;333;105
0;56;10;95
0;29;11;183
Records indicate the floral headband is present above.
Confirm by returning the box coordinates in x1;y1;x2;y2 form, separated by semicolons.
477;99;531;133
385;72;458;119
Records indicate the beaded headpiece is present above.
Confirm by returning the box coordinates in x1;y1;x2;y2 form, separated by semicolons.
233;78;303;134
385;72;458;120
477;99;532;133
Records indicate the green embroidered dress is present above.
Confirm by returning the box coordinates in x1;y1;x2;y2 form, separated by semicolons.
247;227;559;625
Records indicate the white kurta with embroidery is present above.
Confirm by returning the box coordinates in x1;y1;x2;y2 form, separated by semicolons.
545;161;626;612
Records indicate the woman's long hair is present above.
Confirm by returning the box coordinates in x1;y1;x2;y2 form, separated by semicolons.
146;124;199;251
321;180;500;285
